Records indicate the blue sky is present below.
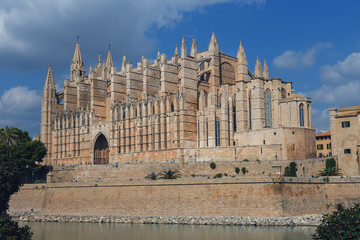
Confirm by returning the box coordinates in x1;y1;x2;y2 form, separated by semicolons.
0;0;359;136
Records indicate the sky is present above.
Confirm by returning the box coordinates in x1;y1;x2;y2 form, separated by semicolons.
0;0;359;136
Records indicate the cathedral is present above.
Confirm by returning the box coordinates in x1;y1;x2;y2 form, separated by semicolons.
40;33;316;166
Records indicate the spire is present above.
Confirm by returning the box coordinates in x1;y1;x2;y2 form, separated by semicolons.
89;64;93;73
121;54;126;72
237;41;249;81
72;40;83;64
106;46;113;67
45;64;55;88
157;49;161;60
174;45;179;57
190;37;197;58
98;54;101;66
263;59;269;79
237;41;248;65
208;32;219;52
70;39;85;81
181;35;186;58
255;57;262;77
142;53;145;62
43;64;56;99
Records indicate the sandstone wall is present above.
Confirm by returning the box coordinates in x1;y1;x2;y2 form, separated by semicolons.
9;177;360;218
51;158;331;183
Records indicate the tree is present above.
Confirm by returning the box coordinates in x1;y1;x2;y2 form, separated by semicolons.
0;126;34;239
158;169;182;179
313;204;360;239
317;158;342;177
5;128;48;183
284;162;297;177
0;213;32;240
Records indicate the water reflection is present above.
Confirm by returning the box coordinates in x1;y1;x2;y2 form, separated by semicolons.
21;222;316;240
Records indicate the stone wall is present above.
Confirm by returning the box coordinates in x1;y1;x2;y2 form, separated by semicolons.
51;157;332;183
9;177;360;219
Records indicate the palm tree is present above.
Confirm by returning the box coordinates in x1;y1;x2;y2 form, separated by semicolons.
0;126;19;147
158;169;182;179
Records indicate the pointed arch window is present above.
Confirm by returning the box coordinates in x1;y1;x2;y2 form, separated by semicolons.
265;89;272;128
248;92;252;130
206;118;209;147
299;104;304;127
215;116;220;146
233;98;237;132
307;103;310;127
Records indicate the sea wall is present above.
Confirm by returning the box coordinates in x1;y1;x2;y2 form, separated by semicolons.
9;177;360;223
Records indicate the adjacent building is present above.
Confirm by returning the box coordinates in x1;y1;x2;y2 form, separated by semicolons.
40;33;316;166
315;131;331;157
329;106;360;176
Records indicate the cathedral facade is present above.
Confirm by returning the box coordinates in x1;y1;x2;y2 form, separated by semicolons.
41;33;316;166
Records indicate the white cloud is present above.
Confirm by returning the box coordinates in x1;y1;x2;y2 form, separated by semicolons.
312;108;330;132
273;42;332;69
320;52;360;84
0;86;41;133
0;0;265;70
308;81;360;107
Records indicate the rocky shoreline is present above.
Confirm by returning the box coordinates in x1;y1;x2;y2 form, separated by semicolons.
10;212;322;226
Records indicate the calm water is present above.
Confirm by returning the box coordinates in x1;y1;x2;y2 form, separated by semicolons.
20;222;316;240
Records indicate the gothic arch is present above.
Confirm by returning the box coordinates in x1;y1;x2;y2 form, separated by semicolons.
264;89;272;128
220;62;235;85
93;133;109;164
299;104;304;127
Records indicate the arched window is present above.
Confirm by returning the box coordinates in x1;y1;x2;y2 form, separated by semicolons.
233;98;237;132
206;118;209;147
248;91;252;130
264;89;272;128
281;88;286;99
215;116;220;146
307;103;310;127
299;104;304;127
153;125;156;149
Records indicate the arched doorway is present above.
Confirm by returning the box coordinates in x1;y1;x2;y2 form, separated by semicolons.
94;134;109;164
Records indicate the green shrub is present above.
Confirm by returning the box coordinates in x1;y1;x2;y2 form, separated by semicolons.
284;166;290;176
284;162;297;177
158;169;182;179
94;184;98;187
313;204;360;240
326;158;336;169
241;167;246;175
243;159;249;162
210;162;216;169
224;173;228;177
317;167;342;177
146;172;157;180
317;158;341;177
214;173;223;178
235;167;240;174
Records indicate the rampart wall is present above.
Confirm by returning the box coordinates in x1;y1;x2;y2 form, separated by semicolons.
51;157;331;183
9;177;360;219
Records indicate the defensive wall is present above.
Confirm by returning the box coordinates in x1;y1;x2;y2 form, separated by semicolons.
51;157;333;183
9;176;360;220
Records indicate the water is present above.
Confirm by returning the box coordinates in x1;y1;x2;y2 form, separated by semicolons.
20;222;316;240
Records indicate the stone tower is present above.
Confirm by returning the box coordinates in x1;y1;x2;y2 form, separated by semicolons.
40;64;56;165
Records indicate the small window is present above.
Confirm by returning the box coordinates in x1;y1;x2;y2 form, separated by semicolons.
344;149;351;154
292;144;295;152
327;143;331;150
342;121;350;128
317;144;324;150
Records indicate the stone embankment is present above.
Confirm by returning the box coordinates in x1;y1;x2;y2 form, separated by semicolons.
11;212;322;226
